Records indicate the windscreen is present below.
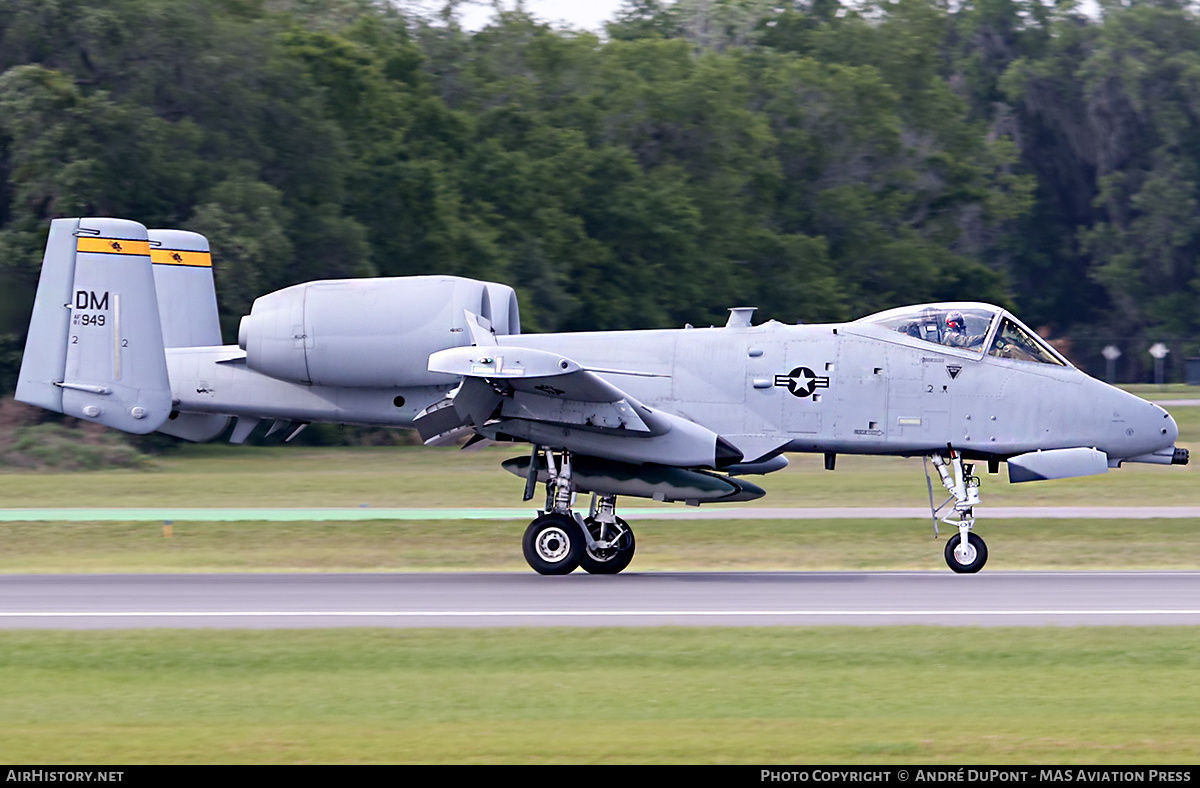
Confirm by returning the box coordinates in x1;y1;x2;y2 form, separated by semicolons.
988;318;1066;365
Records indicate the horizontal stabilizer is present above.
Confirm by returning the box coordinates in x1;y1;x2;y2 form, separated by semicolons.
1007;447;1108;483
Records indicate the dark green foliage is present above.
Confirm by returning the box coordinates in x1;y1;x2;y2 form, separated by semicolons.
1;0;1196;393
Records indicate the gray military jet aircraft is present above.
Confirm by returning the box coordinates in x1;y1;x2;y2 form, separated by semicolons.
16;218;1189;574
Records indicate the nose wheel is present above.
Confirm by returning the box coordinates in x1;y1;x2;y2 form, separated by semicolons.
944;532;988;573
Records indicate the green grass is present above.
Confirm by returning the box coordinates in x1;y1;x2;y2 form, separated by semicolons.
0;402;1193;572
0;627;1197;764
0;404;1194;765
0;439;1195;510
1120;383;1200;399
2;517;1199;573
0;393;1192;509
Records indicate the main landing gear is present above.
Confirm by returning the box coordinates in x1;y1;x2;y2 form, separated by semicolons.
927;450;988;573
521;448;637;575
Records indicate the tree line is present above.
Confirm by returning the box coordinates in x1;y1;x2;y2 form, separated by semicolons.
0;0;1197;387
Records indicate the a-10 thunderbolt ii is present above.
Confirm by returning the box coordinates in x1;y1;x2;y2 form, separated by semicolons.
16;218;1189;574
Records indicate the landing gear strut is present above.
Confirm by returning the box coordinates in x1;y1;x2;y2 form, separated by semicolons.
927;450;988;573
521;448;637;575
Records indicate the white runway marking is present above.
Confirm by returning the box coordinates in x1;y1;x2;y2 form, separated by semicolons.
6;573;1197;627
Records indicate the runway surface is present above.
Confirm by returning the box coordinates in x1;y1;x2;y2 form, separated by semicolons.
2;571;1199;628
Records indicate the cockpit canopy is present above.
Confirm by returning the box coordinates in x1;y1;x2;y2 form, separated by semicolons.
855;303;1068;366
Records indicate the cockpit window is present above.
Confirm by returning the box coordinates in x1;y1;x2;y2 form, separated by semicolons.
988;318;1066;365
863;306;996;353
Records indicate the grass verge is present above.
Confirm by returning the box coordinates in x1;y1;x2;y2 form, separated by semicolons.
0;442;1195;510
0;627;1197;764
2;517;1199;572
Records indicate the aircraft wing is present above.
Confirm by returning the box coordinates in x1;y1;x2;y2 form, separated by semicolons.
419;344;742;469
425;345;658;435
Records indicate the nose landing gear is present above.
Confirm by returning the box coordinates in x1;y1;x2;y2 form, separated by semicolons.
944;531;988;574
927;450;988;573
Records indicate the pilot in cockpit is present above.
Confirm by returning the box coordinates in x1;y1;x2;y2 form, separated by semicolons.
885;306;990;352
942;310;985;349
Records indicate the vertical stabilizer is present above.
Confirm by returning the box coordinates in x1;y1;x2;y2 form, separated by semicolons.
147;228;230;441
14;219;78;415
148;229;221;347
15;217;172;434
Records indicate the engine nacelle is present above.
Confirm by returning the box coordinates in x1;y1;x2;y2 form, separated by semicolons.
237;275;520;387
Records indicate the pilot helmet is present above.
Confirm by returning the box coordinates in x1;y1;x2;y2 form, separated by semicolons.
945;311;966;333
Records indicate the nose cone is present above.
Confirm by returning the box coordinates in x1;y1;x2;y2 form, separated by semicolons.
1164;409;1181;445
1099;382;1179;460
1144;401;1177;451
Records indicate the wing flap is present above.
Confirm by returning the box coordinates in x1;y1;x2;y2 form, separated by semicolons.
430;345;620;400
500;391;651;433
425;345;738;468
429;345;657;434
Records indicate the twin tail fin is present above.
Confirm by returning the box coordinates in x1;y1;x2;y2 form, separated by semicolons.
15;217;224;438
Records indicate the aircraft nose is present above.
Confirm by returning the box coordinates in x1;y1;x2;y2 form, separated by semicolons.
1137;400;1177;452
1099;384;1179;460
1159;408;1189;465
1126;397;1184;462
1164;409;1180;445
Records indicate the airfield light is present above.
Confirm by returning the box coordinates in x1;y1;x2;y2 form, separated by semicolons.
1149;342;1170;386
1102;345;1122;383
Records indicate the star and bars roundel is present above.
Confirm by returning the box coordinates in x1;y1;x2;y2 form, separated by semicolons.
774;366;830;398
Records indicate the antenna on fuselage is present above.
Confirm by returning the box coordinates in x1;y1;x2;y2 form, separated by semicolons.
726;307;757;328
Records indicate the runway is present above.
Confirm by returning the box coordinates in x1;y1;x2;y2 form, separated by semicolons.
2;571;1199;628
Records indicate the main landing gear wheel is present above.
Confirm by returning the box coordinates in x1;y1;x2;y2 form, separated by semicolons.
944;532;988;574
523;513;583;575
578;516;636;575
